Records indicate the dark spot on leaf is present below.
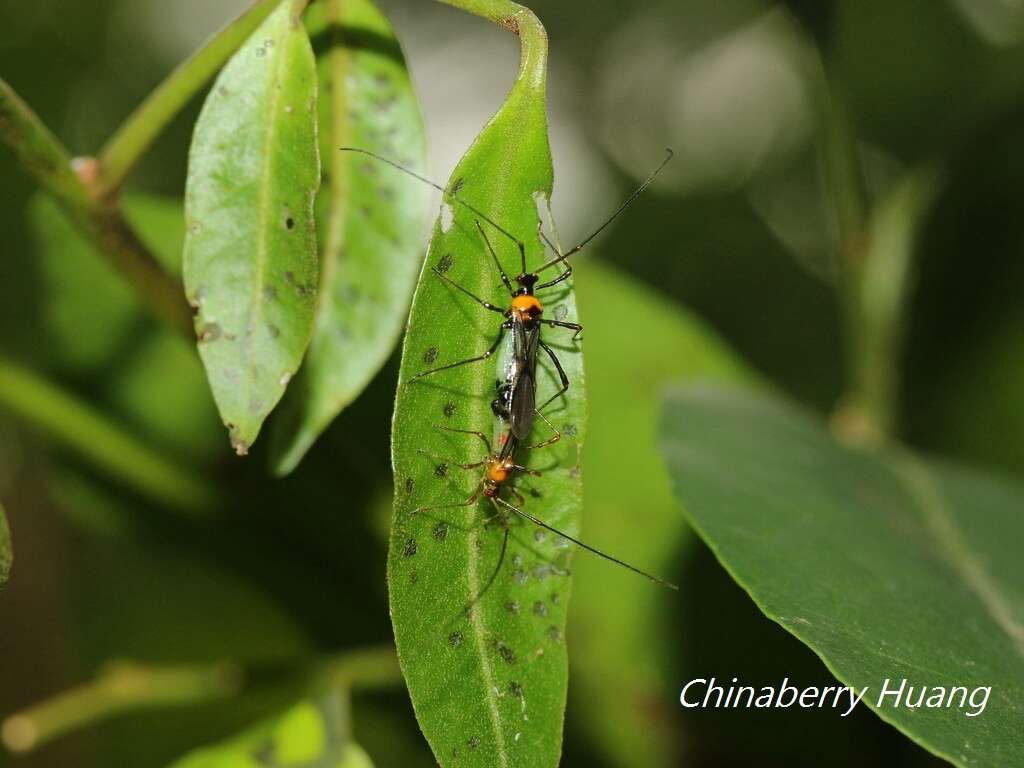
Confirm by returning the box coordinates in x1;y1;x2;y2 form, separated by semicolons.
497;642;516;665
569;465;581;478
405;477;414;494
403;538;417;557
267;324;280;338
436;254;454;273
217;86;229;97
513;568;527;584
533;601;548;617
198;322;221;342
529;487;542;499
423;346;438;364
548;626;563;643
255;46;266;57
443;401;457;418
551;592;560;605
505;600;520;614
467;736;480;750
285;216;295;230
509;681;524;698
564;423;578;438
433;463;448;479
262;285;277;301
432;522;448;541
284;271;296;284
409;572;418;584
533;530;546;543
448;631;464;648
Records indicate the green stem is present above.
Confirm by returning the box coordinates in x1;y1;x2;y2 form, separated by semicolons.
817;65;937;444
1;661;241;753
0;359;217;512
315;646;402;692
96;0;287;197
1;646;400;754
0;79;192;336
437;0;548;86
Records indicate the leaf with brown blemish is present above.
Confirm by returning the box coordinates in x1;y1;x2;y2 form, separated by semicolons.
183;2;320;455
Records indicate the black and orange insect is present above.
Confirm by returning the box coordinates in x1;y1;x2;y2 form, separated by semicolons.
415;424;679;593
340;146;674;446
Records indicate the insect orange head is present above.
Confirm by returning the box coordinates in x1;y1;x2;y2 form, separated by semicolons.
511;294;543;321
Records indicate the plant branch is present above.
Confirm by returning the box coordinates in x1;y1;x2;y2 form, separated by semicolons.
1;646;401;754
437;0;548;86
0;79;192;336
817;66;938;444
96;0;287;196
1;661;241;754
0;358;217;513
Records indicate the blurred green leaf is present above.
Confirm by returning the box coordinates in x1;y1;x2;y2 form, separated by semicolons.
269;0;430;475
569;259;750;768
30;194;184;373
0;502;10;585
660;386;1024;768
169;692;372;768
388;5;580;766
183;2;321;455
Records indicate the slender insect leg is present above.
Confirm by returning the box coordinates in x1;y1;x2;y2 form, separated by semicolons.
430;267;506;314
475;221;514;296
536;340;570;413
464;514;510;615
415;448;485;471
411;484;483;517
540;318;583;340
431;424;492;456
410;324;507;382
536;265;572;291
510;486;526;507
492;496;679;590
527;408;561;450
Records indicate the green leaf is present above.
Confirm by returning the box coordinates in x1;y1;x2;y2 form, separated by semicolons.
183;1;321;456
568;259;750;768
388;6;579;767
169;692;372;768
0;502;11;586
269;0;430;475
660;386;1024;768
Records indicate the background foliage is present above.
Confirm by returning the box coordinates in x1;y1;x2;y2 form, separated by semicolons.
2;0;1023;766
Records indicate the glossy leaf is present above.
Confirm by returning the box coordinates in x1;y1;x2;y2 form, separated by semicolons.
269;0;430;474
169;693;372;768
183;1;321;455
388;6;580;767
0;502;10;586
568;260;750;768
660;386;1024;768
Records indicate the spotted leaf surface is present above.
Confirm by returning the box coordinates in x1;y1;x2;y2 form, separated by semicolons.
388;7;583;768
170;693;373;768
660;387;1024;768
183;1;320;455
269;0;429;474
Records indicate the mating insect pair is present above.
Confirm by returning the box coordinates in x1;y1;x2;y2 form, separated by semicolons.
345;146;677;592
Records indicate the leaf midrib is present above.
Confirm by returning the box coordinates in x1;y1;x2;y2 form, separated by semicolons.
246;14;288;425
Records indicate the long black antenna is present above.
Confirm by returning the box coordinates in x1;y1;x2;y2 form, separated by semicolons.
493;496;679;590
340;147;527;266
535;148;674;273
